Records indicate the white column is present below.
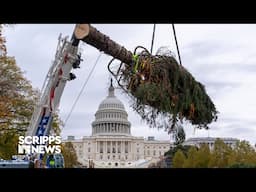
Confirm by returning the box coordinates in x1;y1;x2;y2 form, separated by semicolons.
130;142;133;160
116;141;118;154
103;141;105;154
111;141;112;154
105;140;108;154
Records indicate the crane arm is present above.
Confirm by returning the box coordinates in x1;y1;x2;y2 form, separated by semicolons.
26;33;81;138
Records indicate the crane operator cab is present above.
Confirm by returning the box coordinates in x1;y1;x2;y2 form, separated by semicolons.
46;154;64;168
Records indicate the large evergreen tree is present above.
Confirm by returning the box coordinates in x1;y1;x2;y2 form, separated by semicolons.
78;24;218;134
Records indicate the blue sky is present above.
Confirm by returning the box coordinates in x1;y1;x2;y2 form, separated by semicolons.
3;24;256;145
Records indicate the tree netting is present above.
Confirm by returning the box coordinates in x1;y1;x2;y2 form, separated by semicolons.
108;46;218;133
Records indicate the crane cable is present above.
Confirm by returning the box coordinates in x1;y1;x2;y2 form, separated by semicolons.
172;24;189;137
63;51;103;128
172;24;182;66
150;24;156;54
150;24;182;67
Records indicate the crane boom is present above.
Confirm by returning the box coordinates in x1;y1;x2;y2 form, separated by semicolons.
26;34;81;138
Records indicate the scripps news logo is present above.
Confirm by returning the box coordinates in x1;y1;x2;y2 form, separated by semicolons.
18;136;62;154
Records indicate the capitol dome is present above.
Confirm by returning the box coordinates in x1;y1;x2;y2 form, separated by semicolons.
91;79;131;136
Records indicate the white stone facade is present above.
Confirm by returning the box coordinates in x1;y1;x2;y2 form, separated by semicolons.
62;82;170;168
183;137;239;150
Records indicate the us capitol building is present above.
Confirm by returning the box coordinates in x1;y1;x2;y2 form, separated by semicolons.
63;80;170;168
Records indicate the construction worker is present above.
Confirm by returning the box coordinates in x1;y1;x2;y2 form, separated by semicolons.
49;158;55;168
47;154;55;168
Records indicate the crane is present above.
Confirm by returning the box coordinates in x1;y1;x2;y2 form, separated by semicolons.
24;28;84;168
26;25;92;141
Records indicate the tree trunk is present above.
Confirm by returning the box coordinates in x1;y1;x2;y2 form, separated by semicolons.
81;25;133;64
